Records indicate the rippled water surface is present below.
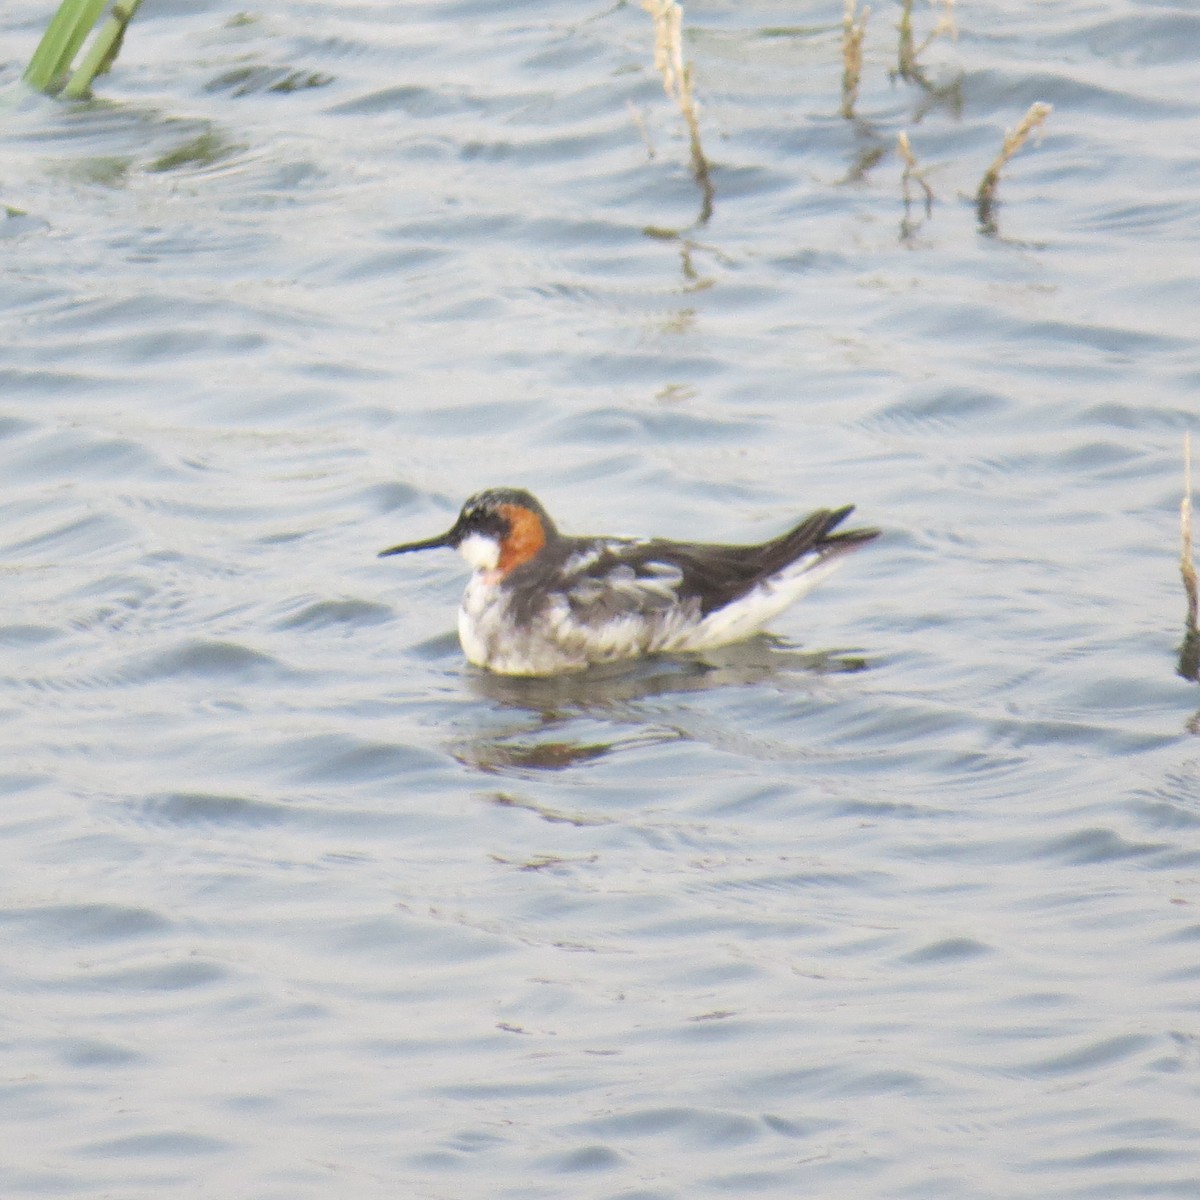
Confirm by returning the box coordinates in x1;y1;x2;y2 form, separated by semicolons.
2;1;1199;1196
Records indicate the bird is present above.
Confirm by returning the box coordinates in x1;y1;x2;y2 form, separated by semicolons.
378;487;879;676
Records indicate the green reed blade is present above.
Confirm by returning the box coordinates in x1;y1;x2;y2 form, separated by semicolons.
62;0;145;99
24;0;109;94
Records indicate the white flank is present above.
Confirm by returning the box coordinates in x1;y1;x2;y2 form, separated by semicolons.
667;553;849;652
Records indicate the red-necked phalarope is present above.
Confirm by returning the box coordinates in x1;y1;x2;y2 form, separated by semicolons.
379;488;879;676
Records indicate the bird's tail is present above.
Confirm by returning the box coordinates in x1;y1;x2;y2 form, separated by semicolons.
777;505;880;566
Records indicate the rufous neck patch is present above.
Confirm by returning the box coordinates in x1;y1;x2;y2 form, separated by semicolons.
497;504;547;572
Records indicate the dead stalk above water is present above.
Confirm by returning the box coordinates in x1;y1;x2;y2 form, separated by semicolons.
1183;432;1198;632
1179;432;1200;689
627;100;656;158
841;0;869;120
896;0;957;81
976;101;1052;231
897;130;933;215
642;0;714;223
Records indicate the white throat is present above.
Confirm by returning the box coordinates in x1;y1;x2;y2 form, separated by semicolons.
458;531;501;572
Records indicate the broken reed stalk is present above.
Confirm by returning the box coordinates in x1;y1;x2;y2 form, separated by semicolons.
897;130;933;215
896;0;916;78
1179;432;1200;687
627;100;656;159
898;0;958;78
841;0;869;120
642;0;714;223
933;0;958;43
976;101;1052;228
1184;432;1198;633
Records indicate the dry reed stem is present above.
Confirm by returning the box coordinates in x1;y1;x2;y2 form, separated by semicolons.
976;102;1052;210
897;130;933;214
841;0;869;119
1184;431;1198;632
642;0;714;223
896;0;916;76
627;100;656;159
922;0;957;46
897;0;954;81
935;0;958;43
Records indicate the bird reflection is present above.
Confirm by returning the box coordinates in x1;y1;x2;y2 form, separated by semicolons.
451;636;869;774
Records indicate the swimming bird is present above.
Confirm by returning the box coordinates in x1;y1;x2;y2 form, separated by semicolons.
379;488;879;676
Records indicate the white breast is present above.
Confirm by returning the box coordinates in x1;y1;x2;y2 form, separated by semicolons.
457;573;592;675
458;572;500;667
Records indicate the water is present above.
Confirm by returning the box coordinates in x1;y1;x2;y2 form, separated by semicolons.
2;1;1199;1196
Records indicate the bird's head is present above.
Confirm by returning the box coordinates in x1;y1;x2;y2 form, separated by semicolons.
378;488;556;575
